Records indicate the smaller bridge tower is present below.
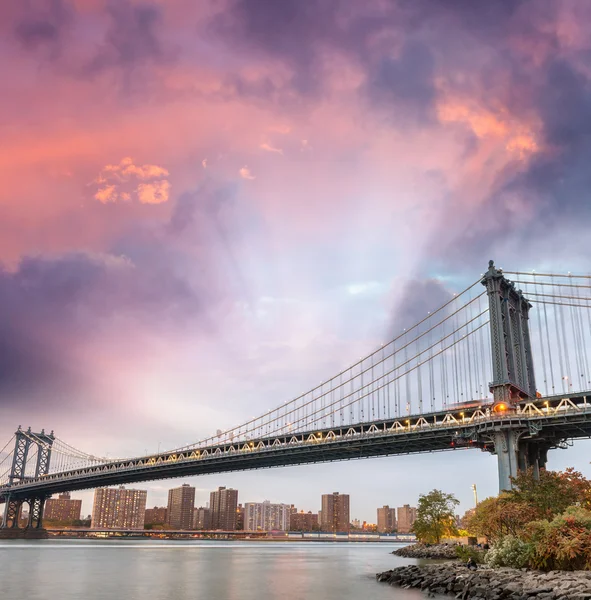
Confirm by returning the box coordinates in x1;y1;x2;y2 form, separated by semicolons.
1;427;54;537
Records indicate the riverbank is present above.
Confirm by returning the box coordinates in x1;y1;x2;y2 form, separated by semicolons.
392;543;459;559
377;563;591;599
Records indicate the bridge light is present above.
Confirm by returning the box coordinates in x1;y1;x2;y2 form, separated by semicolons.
494;403;507;413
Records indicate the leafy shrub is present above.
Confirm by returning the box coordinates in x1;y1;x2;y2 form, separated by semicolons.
485;536;531;569
526;507;591;571
456;545;486;564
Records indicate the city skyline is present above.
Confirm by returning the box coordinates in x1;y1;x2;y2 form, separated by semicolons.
45;484;420;530
2;0;591;524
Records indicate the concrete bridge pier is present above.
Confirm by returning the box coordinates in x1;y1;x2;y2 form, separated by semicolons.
491;429;551;491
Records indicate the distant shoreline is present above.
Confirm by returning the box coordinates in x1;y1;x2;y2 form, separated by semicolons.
44;530;414;543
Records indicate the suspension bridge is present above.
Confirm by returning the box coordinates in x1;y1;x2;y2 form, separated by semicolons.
1;261;590;536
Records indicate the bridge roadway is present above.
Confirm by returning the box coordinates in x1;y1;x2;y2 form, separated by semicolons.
2;392;591;501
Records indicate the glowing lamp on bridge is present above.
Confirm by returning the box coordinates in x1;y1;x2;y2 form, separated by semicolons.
493;403;508;413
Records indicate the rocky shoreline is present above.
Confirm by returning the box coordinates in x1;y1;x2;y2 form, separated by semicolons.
393;543;459;560
377;563;591;600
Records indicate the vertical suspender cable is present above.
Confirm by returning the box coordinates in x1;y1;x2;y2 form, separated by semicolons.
557;278;572;391
542;291;556;395
404;331;411;414
428;314;435;411
417;320;423;414
478;294;486;398
452;306;460;403
534;274;549;395
466;296;475;400
552;277;566;393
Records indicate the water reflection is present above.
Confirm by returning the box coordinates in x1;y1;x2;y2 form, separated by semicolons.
0;540;426;600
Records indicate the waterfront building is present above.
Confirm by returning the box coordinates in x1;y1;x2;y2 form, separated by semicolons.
244;501;291;531
193;506;212;530
289;510;319;531
377;505;397;533
320;492;350;533
210;486;238;530
236;503;244;530
167;484;195;530
44;492;82;523
397;504;418;534
144;506;168;526
91;486;147;529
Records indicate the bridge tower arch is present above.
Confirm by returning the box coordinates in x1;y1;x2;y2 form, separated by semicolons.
482;259;537;408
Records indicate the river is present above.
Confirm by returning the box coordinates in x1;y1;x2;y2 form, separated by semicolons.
0;539;425;600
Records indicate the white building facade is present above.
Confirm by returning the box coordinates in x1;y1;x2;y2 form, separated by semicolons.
244;501;291;531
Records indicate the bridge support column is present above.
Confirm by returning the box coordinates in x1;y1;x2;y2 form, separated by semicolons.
492;429;550;491
27;497;46;530
2;497;23;529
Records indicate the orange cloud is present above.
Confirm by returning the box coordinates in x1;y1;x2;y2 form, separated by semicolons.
437;98;538;160
137;180;171;204
93;157;171;204
94;185;117;203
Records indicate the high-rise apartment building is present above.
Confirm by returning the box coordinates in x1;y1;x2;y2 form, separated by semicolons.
144;506;168;526
44;492;82;523
210;486;238;530
320;492;350;533
236;503;244;530
397;505;418;534
91;487;147;529
167;484;195;530
244;501;291;531
193;506;212;530
377;505;397;533
289;511;319;531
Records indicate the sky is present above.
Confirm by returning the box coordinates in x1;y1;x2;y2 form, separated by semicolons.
1;0;591;521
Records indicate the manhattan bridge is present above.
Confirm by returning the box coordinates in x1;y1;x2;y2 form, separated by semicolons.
1;261;591;535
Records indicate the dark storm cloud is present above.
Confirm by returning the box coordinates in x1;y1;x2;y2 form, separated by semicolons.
488;58;591;235
368;41;436;123
212;0;395;95
443;55;591;267
400;0;529;38
9;0;171;77
214;0;341;91
168;183;237;236
389;278;453;337
0;251;202;401
13;0;72;54
85;1;170;75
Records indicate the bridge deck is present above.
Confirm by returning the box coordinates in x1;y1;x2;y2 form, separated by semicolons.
2;392;590;500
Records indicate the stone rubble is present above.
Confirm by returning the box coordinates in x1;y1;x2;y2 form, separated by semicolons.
393;543;460;559
376;563;591;600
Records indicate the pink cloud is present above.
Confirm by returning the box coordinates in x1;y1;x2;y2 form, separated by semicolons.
239;166;256;180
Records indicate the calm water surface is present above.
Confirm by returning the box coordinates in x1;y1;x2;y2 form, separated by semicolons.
0;539;426;600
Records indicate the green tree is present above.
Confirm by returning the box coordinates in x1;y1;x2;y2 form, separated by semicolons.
412;489;459;544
